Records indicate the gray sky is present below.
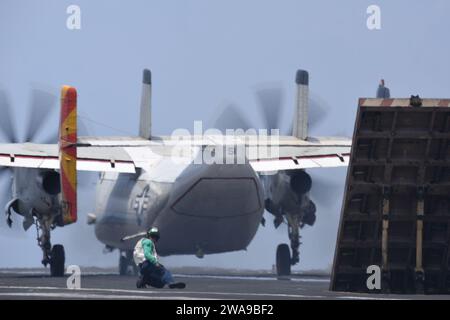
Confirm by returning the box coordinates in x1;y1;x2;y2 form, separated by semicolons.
0;0;449;271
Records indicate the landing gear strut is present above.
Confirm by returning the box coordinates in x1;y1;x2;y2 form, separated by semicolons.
275;212;301;276
286;212;301;266
35;214;65;277
119;250;138;276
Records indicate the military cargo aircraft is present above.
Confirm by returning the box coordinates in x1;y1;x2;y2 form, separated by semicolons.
0;69;351;276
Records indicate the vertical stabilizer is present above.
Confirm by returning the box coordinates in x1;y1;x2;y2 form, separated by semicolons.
292;70;309;140
59;86;77;225
139;69;152;139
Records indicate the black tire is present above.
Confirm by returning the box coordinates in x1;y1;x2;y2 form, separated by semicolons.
276;244;291;276
119;256;128;276
50;244;65;277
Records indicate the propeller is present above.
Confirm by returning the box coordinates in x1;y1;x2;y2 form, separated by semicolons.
252;85;340;211
0;90;16;231
211;79;341;212
0;87;58;231
212;85;330;136
211;82;333;135
0;86;98;235
308;92;329;131
254;86;330;134
0;86;59;144
24;88;58;142
0;90;18;143
41;132;59;145
254;87;284;132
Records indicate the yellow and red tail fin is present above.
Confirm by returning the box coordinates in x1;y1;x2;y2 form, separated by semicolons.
59;86;77;225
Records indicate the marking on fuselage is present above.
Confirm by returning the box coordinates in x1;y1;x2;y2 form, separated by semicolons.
133;185;150;226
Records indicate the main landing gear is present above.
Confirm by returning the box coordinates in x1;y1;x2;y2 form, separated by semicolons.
275;212;301;277
5;202;66;277
35;215;65;277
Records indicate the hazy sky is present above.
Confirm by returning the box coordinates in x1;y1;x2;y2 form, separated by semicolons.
0;0;449;271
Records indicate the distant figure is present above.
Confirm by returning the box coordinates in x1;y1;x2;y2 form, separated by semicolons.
376;79;390;98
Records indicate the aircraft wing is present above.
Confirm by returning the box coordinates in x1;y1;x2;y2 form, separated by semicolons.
244;136;351;172
0;136;199;174
0;141;137;173
0;135;351;174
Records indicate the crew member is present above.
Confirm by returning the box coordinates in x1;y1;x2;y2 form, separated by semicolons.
134;227;186;289
376;79;390;98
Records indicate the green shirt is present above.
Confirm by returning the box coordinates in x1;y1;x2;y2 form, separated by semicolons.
142;238;158;265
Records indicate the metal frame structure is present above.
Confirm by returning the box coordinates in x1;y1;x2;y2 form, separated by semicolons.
331;97;450;294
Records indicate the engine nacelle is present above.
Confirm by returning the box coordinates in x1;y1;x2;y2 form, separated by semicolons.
8;168;61;220
37;171;61;195
289;170;312;195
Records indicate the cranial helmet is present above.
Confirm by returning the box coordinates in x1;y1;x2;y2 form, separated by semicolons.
147;227;160;240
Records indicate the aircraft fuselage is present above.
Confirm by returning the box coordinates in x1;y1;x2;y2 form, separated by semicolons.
94;162;265;256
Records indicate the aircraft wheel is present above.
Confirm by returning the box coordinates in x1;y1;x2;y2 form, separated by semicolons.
50;244;65;277
276;243;291;276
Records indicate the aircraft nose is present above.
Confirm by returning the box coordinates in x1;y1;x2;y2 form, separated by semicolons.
152;163;265;255
171;163;264;218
